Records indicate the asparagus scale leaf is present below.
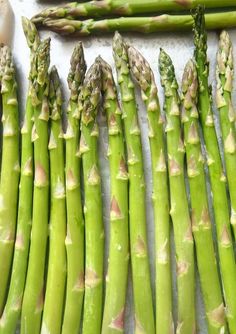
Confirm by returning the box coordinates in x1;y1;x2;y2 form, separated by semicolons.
193;6;236;332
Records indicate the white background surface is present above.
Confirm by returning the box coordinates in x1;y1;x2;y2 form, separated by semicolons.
8;1;236;333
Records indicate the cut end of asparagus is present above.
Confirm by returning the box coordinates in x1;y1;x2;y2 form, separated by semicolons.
128;45;153;92
22;17;40;53
159;48;178;93
67;42;87;101
49;65;62;119
81;59;101;126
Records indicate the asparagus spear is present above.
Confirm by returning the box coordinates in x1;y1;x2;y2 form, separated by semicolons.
113;32;155;334
21;38;50;334
41;66;66;334
128;45;173;334
0;18;39;333
62;43;86;334
98;57;129;334
32;0;236;23
159;49;196;334
182;59;226;334
0;44;20;315
216;31;236;239
79;60;104;334
33;11;236;36
193;6;236;332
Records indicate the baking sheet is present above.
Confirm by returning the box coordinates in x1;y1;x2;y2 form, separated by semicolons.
9;0;236;333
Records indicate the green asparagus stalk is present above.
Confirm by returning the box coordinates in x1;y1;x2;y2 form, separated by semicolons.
79;60;104;334
113;32;155;334
21;38;50;334
216;31;236;239
193;6;236;332
0;18;39;333
182;59;226;334
159;49;196;334
32;0;236;23
33;11;236;36
98;57;129;334
62;43;86;334
0;45;20;315
128;45;173;334
41;66;66;334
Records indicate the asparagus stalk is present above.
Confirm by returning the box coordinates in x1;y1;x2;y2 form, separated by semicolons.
62;43;86;334
159;49;196;334
128;45;173;334
0;45;20;315
98;57;129;334
21;38;50;334
113;32;155;334
193;6;236;332
79;60;104;334
41;66;66;334
182;59;226;334
32;0;236;23
0;18;39;333
216;31;236;239
33;11;236;36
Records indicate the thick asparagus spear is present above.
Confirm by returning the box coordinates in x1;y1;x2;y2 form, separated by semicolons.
0;45;20;315
62;43;86;334
193;6;236;332
98;57;129;334
128;46;173;334
182;59;226;334
41;66;66;334
32;0;236;23
33;11;236;36
113;32;155;334
216;31;236;239
21;38;50;334
159;49;196;334
79;60;104;334
0;18;39;333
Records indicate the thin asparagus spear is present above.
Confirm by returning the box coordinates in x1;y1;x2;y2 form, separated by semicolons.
182;59;226;334
159;49;196;334
216;31;236;239
79;60;104;334
128;45;173;334
0;45;20;315
41;66;66;334
62;43;86;334
33;11;236;37
113;32;155;334
0;18;39;333
193;6;236;332
98;57;129;334
32;0;236;23
21;38;50;334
